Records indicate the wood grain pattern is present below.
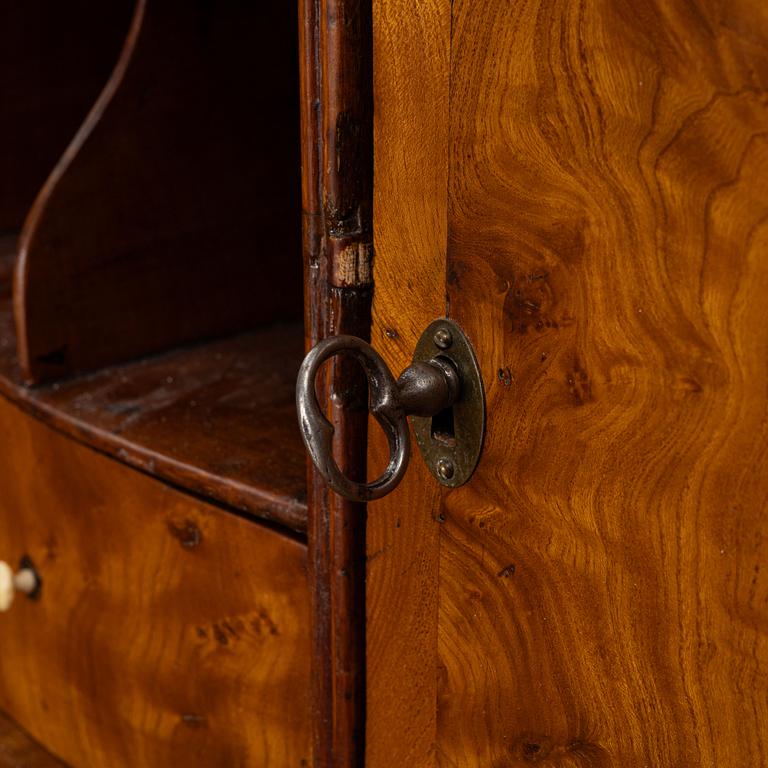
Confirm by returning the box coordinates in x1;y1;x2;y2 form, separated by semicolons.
366;1;450;765
16;0;301;383
370;0;768;765
0;393;311;767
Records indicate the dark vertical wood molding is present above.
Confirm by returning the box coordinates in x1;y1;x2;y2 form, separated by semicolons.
300;0;372;765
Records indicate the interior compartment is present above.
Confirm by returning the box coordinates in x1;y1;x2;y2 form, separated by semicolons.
15;0;303;383
0;0;307;530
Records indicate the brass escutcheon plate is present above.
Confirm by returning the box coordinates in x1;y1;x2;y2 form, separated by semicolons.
411;319;485;488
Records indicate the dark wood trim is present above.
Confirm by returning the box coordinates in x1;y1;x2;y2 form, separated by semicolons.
300;0;373;764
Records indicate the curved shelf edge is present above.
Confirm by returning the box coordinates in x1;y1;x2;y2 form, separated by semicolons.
0;300;308;535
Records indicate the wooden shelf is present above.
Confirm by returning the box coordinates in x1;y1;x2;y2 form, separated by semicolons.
0;283;307;533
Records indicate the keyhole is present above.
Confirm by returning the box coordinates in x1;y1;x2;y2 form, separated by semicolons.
431;405;456;448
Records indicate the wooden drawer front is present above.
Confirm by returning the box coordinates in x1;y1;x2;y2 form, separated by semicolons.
0;395;311;767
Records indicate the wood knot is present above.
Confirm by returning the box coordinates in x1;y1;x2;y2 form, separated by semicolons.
511;735;552;762
167;519;202;549
509;734;608;764
180;714;207;730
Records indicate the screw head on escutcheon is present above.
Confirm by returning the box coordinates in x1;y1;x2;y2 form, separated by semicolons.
412;319;486;489
436;457;455;480
433;327;453;350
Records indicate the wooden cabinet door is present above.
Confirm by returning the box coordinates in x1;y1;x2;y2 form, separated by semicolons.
367;1;768;765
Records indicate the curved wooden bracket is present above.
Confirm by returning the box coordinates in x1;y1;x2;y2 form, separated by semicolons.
16;0;301;384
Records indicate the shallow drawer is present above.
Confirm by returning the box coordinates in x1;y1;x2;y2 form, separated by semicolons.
0;394;311;767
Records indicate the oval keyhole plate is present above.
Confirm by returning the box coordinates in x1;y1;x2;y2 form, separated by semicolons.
411;319;485;488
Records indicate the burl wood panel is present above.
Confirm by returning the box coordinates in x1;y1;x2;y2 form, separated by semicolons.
366;1;450;764
0;394;311;767
16;0;301;384
0;2;133;231
371;0;768;765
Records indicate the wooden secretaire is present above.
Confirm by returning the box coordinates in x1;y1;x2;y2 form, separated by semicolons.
0;1;767;766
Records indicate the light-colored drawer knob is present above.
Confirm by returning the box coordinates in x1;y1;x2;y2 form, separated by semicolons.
0;561;40;612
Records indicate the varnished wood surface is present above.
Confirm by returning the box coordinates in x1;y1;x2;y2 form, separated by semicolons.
0;394;311;767
301;0;373;763
16;0;301;384
366;1;450;764
0;712;65;768
370;0;768;765
0;2;133;231
0;295;307;532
